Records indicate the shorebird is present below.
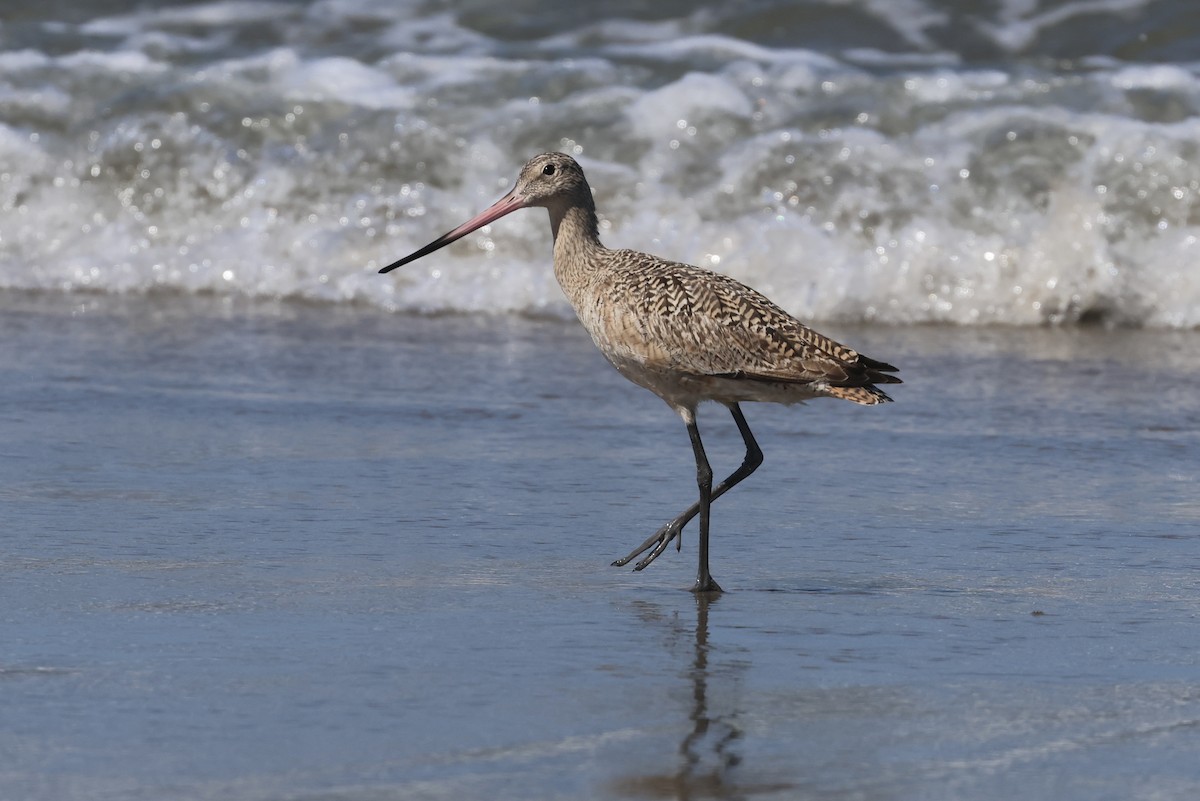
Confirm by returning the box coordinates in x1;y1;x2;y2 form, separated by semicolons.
379;152;900;593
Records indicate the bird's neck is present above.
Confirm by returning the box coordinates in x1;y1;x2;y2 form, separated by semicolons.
549;195;601;246
548;196;605;290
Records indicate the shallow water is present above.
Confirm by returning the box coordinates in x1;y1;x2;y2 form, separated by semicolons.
2;291;1199;800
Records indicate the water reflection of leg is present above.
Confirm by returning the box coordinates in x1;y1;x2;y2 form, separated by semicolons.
678;593;742;795
612;594;759;799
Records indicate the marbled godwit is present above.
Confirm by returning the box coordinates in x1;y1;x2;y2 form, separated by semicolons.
380;152;900;593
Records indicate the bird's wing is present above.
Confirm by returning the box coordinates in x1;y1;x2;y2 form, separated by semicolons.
601;251;895;388
600;250;902;388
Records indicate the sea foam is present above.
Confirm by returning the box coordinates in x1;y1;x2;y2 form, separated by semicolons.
2;0;1199;327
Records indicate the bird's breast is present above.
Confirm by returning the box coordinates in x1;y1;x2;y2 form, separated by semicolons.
573;288;677;370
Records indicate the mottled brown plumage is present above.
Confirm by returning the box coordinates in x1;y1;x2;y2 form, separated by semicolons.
380;152;900;592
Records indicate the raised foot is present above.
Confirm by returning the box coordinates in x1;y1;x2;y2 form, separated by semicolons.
611;520;684;571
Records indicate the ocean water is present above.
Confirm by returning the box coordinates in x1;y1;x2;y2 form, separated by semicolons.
3;0;1200;325
3;1;1200;799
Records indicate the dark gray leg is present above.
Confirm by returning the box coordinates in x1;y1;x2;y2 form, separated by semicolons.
613;404;762;582
685;413;721;593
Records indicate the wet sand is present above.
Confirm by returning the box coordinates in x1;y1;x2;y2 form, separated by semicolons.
2;291;1199;800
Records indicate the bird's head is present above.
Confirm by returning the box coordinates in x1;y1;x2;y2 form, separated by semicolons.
377;151;591;274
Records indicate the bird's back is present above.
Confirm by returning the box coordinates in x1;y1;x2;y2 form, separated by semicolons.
565;247;900;408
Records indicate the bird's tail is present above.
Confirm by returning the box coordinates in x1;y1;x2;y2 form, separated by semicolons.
859;354;902;381
827;354;901;405
826;384;894;405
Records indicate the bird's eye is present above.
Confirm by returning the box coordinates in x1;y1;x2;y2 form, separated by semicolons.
542;164;556;176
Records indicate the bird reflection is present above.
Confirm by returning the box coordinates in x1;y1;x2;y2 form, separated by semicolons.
677;593;743;798
613;593;782;800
